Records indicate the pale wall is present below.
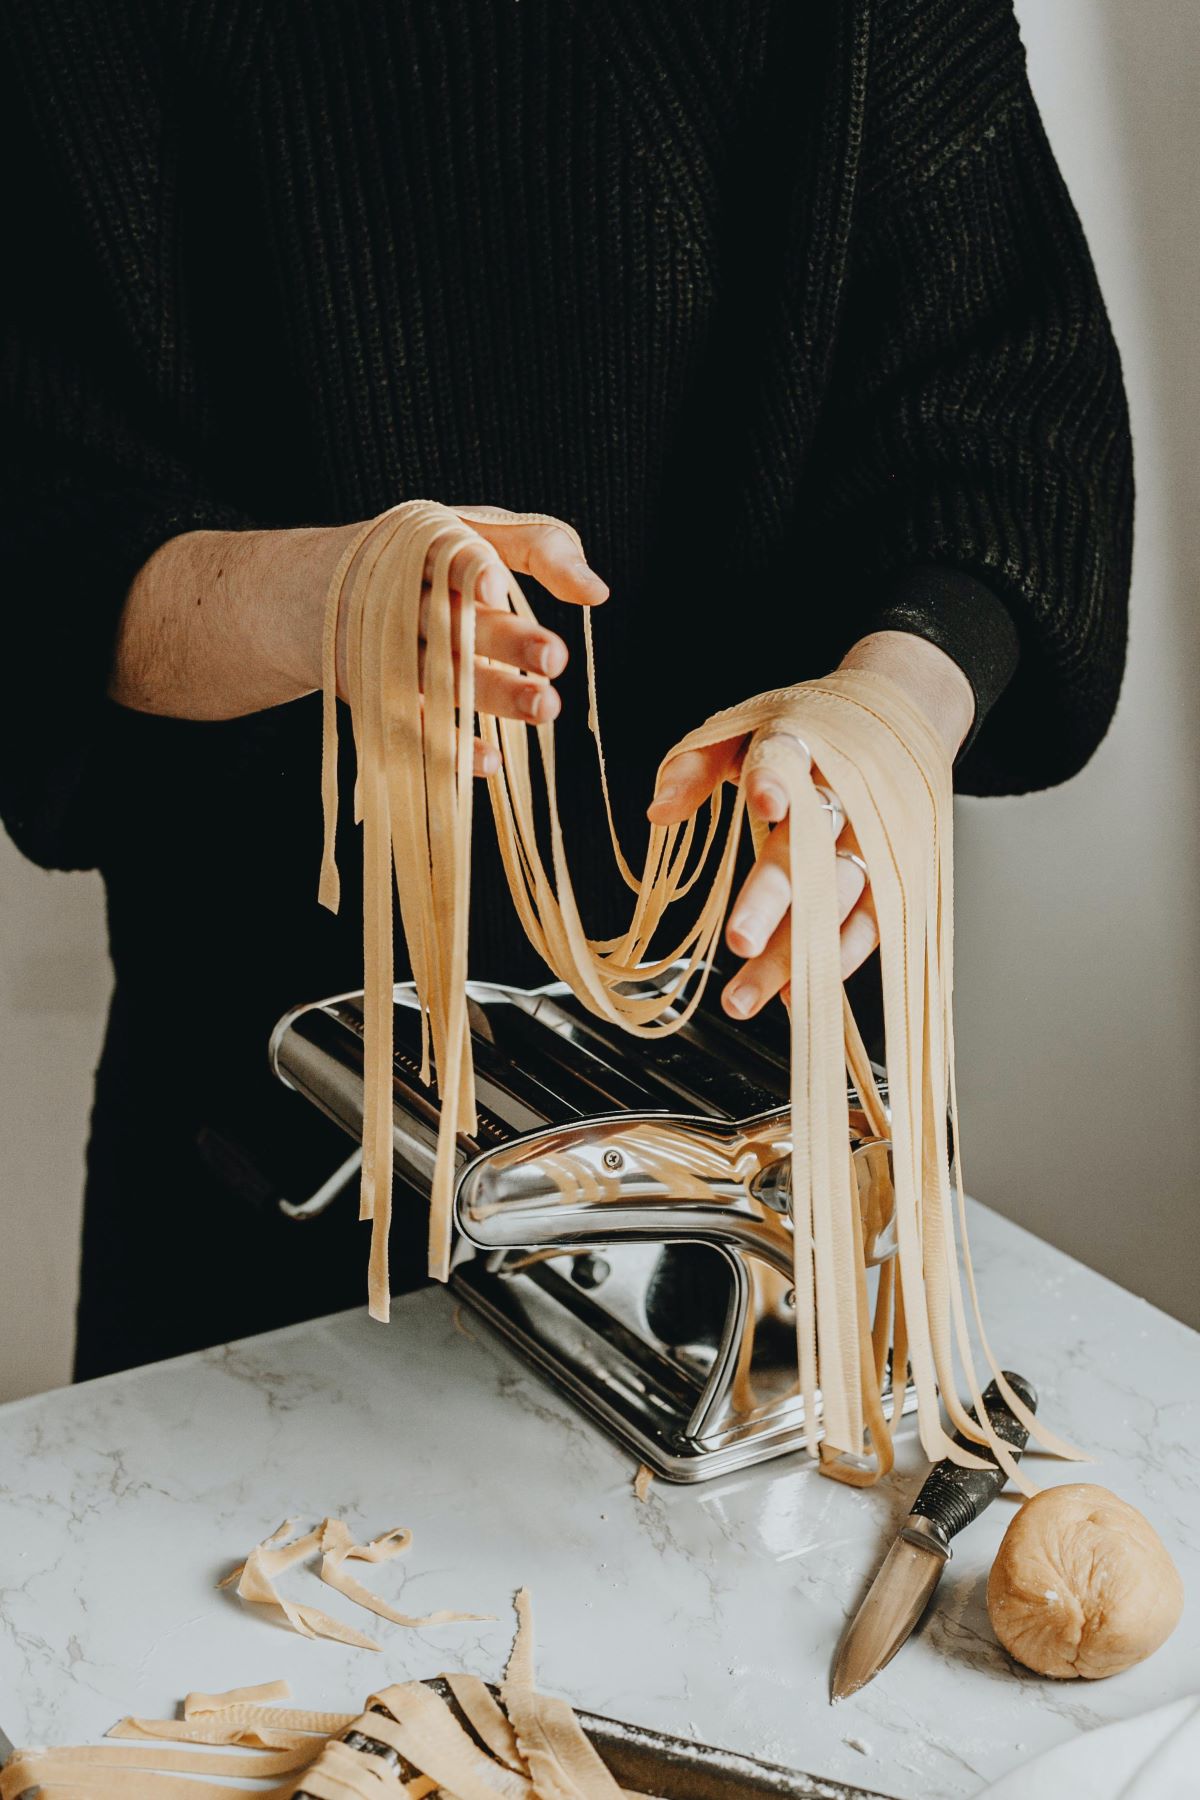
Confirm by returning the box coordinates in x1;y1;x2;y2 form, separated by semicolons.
1;0;1196;1401
955;0;1200;1330
0;844;107;1401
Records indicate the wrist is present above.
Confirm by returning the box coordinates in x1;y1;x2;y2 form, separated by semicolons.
253;521;361;700
837;631;976;759
110;522;356;720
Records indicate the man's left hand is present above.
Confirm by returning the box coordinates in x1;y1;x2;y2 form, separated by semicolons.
645;631;976;1019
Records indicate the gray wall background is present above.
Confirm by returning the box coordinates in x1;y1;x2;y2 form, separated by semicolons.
2;0;1197;1402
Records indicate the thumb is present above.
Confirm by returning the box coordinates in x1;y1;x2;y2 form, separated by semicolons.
647;738;742;823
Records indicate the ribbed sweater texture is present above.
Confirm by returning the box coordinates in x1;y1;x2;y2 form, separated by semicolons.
0;0;1134;1371
3;1;1132;844
0;0;1139;1021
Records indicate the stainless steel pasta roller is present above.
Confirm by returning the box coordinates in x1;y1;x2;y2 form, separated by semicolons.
271;966;916;1482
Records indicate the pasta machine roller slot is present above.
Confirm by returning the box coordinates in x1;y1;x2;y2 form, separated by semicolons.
271;970;917;1482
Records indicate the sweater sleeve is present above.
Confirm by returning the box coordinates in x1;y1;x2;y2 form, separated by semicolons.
805;0;1134;792
0;5;256;871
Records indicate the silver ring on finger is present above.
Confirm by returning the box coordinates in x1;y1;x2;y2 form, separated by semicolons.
837;849;869;884
744;728;812;773
813;783;845;839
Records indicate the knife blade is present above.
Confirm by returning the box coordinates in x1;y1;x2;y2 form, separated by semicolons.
830;1370;1037;1701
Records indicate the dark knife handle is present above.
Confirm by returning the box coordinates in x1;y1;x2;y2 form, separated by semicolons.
907;1372;1037;1546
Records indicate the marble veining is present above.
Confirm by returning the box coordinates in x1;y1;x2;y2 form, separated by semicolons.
0;1200;1196;1798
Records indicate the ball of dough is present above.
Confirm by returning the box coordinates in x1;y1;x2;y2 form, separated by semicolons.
987;1484;1183;1679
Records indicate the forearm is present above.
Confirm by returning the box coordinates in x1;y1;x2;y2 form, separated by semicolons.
108;522;358;719
107;507;600;745
838;630;975;761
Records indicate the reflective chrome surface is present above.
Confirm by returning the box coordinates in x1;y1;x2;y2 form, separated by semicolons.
271;968;917;1482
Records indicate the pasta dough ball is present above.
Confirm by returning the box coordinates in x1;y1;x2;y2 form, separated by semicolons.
987;1484;1183;1679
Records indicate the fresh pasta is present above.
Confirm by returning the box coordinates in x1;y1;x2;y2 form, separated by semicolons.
218;1517;491;1652
0;1596;649;1800
317;500;1087;1491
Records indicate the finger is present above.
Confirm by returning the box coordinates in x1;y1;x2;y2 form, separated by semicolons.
724;831;866;964
474;661;561;725
419;580;567;684
416;630;566;718
463;520;610;608
472;736;501;778
417;542;511;614
647;738;742;823
742;731;812;826
726;820;791;959
840;891;880;979
763;778;846;841
419;560;513;662
721;915;791;1020
725;880;877;1019
834;853;868;924
398;700;501;779
745;764;791;825
443;542;513;613
817;784;847;840
474;606;568;678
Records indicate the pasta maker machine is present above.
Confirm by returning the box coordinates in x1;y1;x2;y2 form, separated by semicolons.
270;969;916;1482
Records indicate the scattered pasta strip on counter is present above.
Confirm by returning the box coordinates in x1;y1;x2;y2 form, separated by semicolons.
499;1588;624;1799
319;1518;492;1630
219;1518;381;1651
219;1516;492;1652
0;1595;654;1799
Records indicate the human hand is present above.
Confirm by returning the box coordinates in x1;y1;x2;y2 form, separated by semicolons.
111;511;609;759
645;632;975;1018
332;511;610;775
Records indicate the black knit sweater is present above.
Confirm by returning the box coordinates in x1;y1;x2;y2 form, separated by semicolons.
4;3;1144;943
3;0;1133;849
0;0;1139;996
0;0;1134;1373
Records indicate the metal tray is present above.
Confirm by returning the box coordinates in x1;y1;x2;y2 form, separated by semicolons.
296;1678;900;1800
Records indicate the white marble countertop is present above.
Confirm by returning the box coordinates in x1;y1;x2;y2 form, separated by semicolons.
0;1199;1196;1799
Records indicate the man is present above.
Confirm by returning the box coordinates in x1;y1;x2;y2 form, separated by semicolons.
0;0;1132;1379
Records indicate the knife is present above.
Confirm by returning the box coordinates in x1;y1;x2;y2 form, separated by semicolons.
831;1370;1037;1701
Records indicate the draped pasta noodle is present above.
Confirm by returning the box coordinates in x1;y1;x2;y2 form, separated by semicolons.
318;500;1089;1490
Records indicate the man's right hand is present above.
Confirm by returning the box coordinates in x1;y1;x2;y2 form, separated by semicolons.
109;510;609;773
